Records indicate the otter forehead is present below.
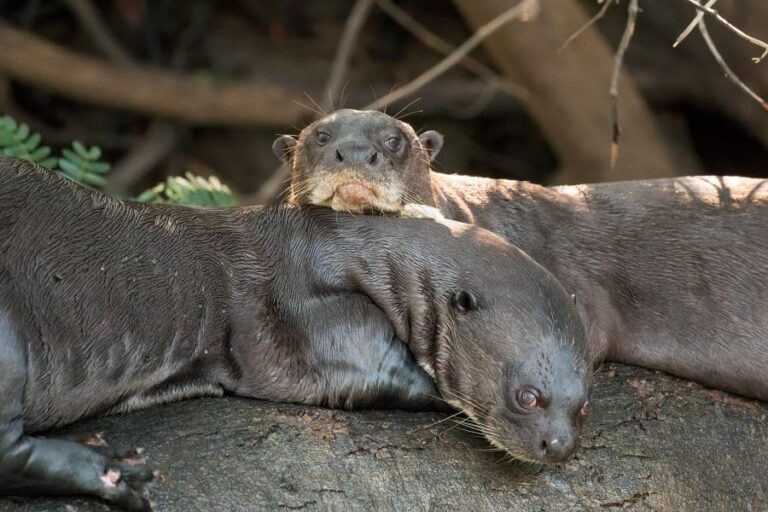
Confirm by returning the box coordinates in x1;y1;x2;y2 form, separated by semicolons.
505;345;590;393
301;109;414;141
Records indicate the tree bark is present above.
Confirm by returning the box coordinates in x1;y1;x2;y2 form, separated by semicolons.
2;363;766;511
454;0;690;185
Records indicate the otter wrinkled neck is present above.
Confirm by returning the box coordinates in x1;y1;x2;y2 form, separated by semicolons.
308;209;457;364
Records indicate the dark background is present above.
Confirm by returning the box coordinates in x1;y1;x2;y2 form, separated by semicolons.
0;0;765;202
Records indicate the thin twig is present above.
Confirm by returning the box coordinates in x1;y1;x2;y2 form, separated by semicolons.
322;0;375;112
609;0;639;169
673;0;716;48
375;0;527;101
364;0;536;111
698;19;768;111
63;0;132;64
682;0;768;63
559;0;613;53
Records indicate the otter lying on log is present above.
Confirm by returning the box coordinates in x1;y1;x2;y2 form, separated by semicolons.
0;157;591;511
275;109;768;403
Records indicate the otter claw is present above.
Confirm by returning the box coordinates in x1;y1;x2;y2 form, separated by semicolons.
85;432;109;447
101;468;121;487
121;448;147;466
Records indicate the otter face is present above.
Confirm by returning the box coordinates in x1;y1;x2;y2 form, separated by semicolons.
424;233;592;464
273;109;443;214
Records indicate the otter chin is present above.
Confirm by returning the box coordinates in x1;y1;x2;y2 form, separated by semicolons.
330;181;383;213
306;169;403;214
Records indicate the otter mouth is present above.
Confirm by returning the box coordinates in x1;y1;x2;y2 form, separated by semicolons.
324;180;400;214
334;182;379;205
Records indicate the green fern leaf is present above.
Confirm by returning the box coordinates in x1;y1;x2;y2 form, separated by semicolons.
0;115;58;169
137;172;237;207
58;141;111;187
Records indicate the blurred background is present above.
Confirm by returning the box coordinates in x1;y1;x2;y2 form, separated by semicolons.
0;0;765;204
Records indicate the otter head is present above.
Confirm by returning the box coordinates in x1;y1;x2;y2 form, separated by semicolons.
273;109;443;213
412;226;593;464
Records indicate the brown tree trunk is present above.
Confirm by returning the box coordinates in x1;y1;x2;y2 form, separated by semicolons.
3;363;766;511
454;0;691;185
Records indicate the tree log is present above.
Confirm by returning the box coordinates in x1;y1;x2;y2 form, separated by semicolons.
454;0;690;185
0;22;523;130
2;363;766;511
0;23;307;127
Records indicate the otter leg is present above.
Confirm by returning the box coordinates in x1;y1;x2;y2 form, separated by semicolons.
0;314;153;511
307;301;450;412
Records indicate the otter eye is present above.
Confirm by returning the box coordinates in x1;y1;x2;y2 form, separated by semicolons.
452;290;478;313
580;400;591;416
385;136;402;152
316;131;331;145
517;388;539;409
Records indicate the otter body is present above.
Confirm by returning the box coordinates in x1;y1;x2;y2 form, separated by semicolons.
278;109;768;402
0;158;590;510
435;173;768;400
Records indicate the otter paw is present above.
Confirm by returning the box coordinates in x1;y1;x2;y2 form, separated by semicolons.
100;454;155;512
400;204;444;220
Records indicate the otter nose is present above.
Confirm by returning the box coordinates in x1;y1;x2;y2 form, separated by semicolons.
539;435;576;464
335;141;380;168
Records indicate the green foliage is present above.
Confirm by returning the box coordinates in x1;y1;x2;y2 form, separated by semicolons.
1;113;237;207
58;141;111;188
136;172;237;207
0;115;58;168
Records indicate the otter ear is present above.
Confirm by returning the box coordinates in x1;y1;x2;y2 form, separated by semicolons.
272;135;297;163
418;130;444;161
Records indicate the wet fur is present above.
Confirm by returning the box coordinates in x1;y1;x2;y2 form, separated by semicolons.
434;173;768;400
0;157;590;508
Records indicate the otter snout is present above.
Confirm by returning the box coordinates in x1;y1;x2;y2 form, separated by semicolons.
332;141;382;171
538;431;577;464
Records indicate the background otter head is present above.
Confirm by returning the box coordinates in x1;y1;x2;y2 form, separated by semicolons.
423;227;593;464
273;109;442;213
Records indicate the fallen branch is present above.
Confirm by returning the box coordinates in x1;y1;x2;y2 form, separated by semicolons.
0;23;305;126
364;0;536;111
698;19;768;111
609;0;640;169
672;0;767;111
375;0;528;101
682;0;768;63
673;0;716;48
559;0;614;52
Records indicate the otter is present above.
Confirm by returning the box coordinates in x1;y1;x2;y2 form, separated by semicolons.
275;109;768;402
0;158;591;511
274;109;445;219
